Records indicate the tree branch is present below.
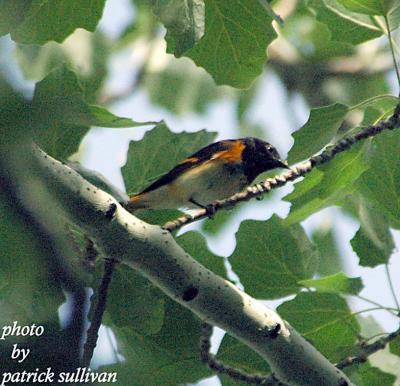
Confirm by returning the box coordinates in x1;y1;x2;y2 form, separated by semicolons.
200;323;286;385
336;325;400;370
81;258;117;367
29;145;353;386
163;104;400;232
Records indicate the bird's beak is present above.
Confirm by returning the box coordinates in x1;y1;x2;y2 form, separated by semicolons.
276;159;290;169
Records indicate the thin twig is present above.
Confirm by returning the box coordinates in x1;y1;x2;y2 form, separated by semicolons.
84;236;98;271
164;104;400;232
81;258;117;367
257;0;284;25
199;323;286;385
336;324;400;370
385;264;400;310
354;294;399;316
385;16;400;96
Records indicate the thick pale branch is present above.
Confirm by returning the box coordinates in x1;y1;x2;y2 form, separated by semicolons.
29;145;352;386
164;104;400;232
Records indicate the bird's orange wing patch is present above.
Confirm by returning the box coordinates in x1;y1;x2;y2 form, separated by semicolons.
211;140;245;162
179;156;199;165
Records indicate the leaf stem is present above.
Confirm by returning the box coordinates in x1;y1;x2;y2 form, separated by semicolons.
385;16;400;96
385;264;400;310
354;295;399;316
349;94;398;112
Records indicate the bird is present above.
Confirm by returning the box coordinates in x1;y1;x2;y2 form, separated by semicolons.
126;137;288;212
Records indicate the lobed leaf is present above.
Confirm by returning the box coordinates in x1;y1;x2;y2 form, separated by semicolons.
299;272;364;295
151;0;205;56
337;0;396;15
99;299;210;386
99;265;165;335
186;0;276;88
32;65;153;158
229;216;319;299
288;103;348;164
121;123;217;194
285;142;368;224
308;0;382;45
350;198;395;267
278;292;360;362
356;130;400;229
349;362;396;386
176;231;227;279
217;334;270;386
311;226;344;276
9;0;106;44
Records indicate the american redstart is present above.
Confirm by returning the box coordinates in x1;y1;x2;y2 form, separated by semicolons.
126;137;288;211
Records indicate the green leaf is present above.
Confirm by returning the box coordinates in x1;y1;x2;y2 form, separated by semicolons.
356;129;400;229
100;299;211;386
229;216;319;299
135;209;184;226
121;123;217;194
356;95;399;125
186;0;276;88
337;0;395;15
299;272;363;294
15;31;109;102
10;0;107;44
349;362;396;386
89;105;157;128
151;0;205;56
277;292;360;361
311;226;344;275
388;4;400;30
285;142;368;224
32;65;152;158
288;103;348;164
352;95;399;114
0;185;65;327
281;8;354;62
308;0;382;45
143;57;228;115
176;231;227;279
350;198;395;267
100;264;165;335
15;42;69;81
217;334;270;386
0;76;33;147
202;207;237;235
0;0;31;37
327;76;391;108
389;336;400;356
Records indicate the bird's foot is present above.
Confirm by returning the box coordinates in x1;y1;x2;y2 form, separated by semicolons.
204;204;216;219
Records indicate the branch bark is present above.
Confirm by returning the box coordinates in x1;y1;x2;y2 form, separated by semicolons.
28;144;352;386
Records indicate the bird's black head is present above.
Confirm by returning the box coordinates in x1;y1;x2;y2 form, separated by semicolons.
241;137;288;183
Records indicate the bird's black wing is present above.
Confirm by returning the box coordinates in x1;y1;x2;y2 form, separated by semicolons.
140;140;235;194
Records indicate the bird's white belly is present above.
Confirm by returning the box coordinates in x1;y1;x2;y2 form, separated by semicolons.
174;161;247;208
139;161;247;209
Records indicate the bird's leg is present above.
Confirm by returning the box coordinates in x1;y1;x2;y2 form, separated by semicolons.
189;198;216;219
